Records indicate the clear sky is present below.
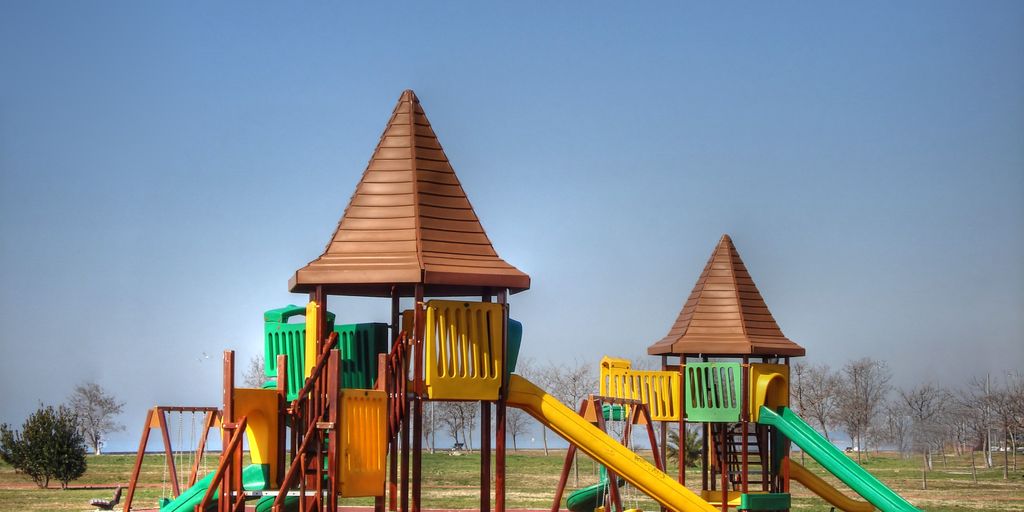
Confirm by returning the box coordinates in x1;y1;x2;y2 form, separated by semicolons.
1;2;1022;451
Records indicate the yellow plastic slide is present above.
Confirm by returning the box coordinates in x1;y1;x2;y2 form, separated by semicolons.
790;460;874;512
506;375;717;512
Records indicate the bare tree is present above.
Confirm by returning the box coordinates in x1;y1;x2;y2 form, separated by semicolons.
836;358;891;463
505;408;530;452
965;376;996;468
987;373;1022;479
544;357;595;485
801;363;841;441
242;353;266;388
459;402;478;451
423;401;438;454
438;402;464;449
517;357;550;455
900;383;948;489
67;382;125;455
881;399;912;457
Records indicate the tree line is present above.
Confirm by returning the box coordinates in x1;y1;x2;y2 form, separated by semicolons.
791;358;1023;488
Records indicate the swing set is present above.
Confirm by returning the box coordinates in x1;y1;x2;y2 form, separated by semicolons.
124;406;221;511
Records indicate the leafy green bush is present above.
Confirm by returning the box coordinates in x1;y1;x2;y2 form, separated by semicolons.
0;405;87;489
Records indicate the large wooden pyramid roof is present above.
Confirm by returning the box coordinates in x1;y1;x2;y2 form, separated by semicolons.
289;90;530;297
647;235;805;357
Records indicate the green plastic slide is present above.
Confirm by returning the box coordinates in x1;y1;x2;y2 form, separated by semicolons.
758;406;921;512
159;464;270;512
566;466;624;512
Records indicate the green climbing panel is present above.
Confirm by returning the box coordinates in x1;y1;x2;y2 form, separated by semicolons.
683;362;742;422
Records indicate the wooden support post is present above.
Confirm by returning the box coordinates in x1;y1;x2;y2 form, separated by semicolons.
679;355;687;486
741;357;751;496
156;409;181;497
495;288;508;512
123;408;154;512
222;350;236;512
481;401;491;512
327;349;339;512
719;424;727;512
388;287;400;512
411;284;425;512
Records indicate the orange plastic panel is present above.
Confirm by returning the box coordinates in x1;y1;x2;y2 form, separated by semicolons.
337;389;387;497
599;356;681;422
424;300;504;401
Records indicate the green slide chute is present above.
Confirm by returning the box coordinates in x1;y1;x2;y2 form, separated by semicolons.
159;464;272;512
758;406;921;512
566;466;624;512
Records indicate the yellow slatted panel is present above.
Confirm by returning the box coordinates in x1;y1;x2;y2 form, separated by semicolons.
424;300;504;400
599;359;680;422
338;390;387;497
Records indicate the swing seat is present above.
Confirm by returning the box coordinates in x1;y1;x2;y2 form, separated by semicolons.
90;486;121;510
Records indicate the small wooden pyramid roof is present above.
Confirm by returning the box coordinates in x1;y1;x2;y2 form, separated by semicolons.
647;235;805;357
289;90;531;297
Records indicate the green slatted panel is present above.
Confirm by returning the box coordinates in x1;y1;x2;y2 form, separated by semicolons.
683;362;743;422
263;305;337;401
336;323;388;389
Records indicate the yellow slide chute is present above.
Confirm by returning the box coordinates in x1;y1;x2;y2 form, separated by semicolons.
506;374;718;512
790;460;874;512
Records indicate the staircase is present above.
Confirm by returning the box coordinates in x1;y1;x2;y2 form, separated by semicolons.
711;423;769;491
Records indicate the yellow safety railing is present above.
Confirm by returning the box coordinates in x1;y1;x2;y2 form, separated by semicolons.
424;300;504;401
599;356;681;422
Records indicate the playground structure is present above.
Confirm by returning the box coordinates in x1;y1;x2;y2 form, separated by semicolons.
122;90;921;512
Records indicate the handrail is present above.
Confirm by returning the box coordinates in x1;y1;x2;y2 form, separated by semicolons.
196;416;247;511
290;331;339;410
386;332;410;435
272;408;328;510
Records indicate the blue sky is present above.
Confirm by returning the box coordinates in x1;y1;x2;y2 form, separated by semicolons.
1;2;1021;451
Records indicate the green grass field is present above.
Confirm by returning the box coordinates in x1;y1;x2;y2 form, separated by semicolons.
0;450;1021;511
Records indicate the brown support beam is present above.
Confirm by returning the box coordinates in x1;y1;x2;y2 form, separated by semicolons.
679;355;687;486
388;287;400;512
495;288;508;512
222;350;236;512
327;349;340;512
156;409;181;497
123;408;155;512
481;290;492;512
411;284;425;512
719;423;727;512
741;357;750;495
276;354;288;489
481;401;491;512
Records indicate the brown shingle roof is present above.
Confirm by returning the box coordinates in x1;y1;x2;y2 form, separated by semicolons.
289;90;531;297
647;235;805;357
